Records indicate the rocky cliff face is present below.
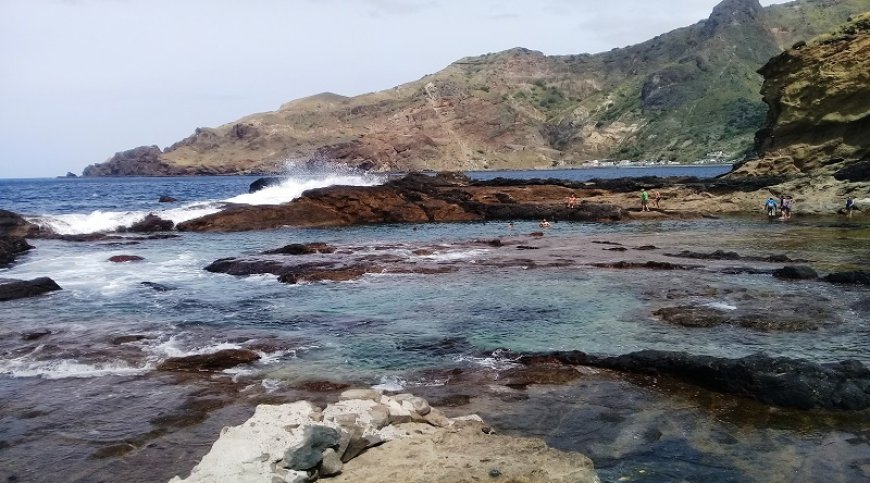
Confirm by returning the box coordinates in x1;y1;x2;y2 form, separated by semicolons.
82;0;870;176
731;12;870;179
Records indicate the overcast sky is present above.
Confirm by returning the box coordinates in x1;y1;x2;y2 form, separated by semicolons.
0;0;788;178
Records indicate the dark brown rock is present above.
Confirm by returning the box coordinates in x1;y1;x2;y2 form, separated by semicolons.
128;214;174;232
156;349;261;372
593;261;701;270
295;380;351;392
264;243;336;255
108;255;145;263
0;277;62;301
773;265;818;280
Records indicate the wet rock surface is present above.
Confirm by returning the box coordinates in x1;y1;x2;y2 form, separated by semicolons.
773;265;819;280
127;214;174;232
177;173;625;232
0;277;62;301
156;349;261;372
653;303;832;332
592;260;701;270
824;271;870;286
108;255;145;263
0;209;37;267
587;350;870;410
666;249;807;263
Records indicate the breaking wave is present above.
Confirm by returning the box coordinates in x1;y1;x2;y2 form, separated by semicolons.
26;169;386;235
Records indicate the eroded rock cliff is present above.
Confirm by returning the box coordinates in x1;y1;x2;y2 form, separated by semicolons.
733;12;870;178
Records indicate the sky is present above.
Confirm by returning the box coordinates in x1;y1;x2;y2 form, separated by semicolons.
0;0;789;178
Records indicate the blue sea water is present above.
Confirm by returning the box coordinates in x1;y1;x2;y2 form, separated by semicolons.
1;166;868;482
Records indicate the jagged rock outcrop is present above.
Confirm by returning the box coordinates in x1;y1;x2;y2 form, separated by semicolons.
732;13;870;178
170;391;599;483
0;210;38;267
82;0;868;176
177;173;624;232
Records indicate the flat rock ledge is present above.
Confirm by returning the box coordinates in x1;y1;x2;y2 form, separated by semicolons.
170;390;599;483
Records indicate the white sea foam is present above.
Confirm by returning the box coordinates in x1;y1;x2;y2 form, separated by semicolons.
0;357;152;379
225;173;384;205
372;374;406;392
417;249;490;262
456;355;520;371
148;336;244;359
29;201;224;235
703;301;738;311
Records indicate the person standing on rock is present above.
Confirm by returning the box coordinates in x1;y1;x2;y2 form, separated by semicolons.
640;189;651;212
781;196;793;220
846;197;855;218
653;190;662;209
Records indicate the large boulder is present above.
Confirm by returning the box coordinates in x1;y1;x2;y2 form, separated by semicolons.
0;277;62;301
127;214;174;232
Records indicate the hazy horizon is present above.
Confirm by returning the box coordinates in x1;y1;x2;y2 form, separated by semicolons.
1;0;789;178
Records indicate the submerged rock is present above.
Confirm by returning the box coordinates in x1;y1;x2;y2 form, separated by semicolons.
264;242;336;255
824;271;870;286
0;277;62;301
108;255;145;263
592;260;701;270
773;265;818;280
591;350;870;411
157;349;261;372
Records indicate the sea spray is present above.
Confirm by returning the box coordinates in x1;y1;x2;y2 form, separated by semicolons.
24;168;386;234
225;172;384;205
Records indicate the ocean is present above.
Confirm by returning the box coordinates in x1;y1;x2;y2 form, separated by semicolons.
2;165;869;482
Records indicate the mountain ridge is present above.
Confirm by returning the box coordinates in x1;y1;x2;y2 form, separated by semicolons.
82;0;870;176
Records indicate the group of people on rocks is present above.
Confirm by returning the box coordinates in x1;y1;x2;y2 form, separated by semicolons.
764;195;795;220
542;189;858;228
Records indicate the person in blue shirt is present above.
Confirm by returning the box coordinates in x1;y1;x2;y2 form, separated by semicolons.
764;197;778;217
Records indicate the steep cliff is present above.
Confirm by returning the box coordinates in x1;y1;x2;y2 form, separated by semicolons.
731;12;870;179
83;0;870;176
